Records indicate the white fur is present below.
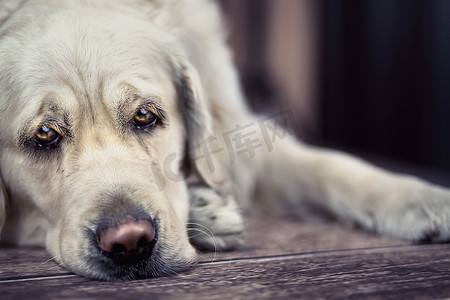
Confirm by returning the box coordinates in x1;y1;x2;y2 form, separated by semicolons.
0;0;449;281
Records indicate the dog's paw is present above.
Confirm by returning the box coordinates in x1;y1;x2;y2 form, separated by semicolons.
414;186;450;243
382;184;450;243
188;185;244;251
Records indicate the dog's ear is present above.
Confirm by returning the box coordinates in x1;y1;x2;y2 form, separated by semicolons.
0;170;7;233
169;51;224;186
0;0;21;233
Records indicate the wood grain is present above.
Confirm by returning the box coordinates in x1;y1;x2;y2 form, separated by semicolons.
0;215;406;279
0;215;448;299
200;213;407;261
0;245;449;299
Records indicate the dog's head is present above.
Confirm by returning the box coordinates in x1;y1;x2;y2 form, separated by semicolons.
0;1;215;280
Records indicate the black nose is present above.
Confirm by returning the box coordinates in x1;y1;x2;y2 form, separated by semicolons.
97;218;156;265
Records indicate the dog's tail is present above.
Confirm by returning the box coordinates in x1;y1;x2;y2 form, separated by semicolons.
251;131;450;243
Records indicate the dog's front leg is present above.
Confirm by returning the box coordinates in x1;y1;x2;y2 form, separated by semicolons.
188;185;244;251
256;136;450;243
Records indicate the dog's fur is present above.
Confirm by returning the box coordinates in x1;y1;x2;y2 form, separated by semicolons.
0;0;449;281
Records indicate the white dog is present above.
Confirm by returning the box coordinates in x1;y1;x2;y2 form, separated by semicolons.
0;0;449;281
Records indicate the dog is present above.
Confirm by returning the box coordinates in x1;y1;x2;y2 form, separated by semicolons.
0;0;449;281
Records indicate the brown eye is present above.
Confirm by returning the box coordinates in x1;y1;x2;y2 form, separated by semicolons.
34;125;60;147
133;108;158;128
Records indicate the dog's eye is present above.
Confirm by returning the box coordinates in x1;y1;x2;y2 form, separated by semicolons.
34;126;60;147
133;108;158;129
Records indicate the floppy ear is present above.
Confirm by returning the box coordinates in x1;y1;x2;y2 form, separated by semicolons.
0;169;7;233
0;0;21;234
173;53;213;152
169;51;224;186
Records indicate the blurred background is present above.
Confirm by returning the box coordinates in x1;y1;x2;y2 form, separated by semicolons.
218;0;450;184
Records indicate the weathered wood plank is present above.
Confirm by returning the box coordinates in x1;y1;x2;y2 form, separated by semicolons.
200;214;406;261
0;247;69;279
0;245;449;299
0;215;406;279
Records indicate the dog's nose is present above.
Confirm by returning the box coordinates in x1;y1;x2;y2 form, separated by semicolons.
97;219;156;264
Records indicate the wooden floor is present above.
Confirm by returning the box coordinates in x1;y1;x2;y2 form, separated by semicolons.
1;213;450;299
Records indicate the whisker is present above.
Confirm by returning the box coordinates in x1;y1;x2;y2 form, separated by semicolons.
32;257;63;272
185;223;219;271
